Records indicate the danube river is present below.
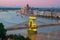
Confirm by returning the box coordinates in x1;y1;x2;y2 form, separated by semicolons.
0;10;60;35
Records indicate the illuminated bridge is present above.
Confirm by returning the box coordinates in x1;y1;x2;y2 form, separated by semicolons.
6;23;60;31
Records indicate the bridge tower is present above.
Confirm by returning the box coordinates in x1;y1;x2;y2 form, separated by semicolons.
28;16;37;35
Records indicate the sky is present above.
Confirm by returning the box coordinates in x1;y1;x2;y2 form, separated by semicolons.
0;0;60;8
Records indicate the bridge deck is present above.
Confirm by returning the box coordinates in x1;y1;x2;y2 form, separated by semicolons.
6;24;60;31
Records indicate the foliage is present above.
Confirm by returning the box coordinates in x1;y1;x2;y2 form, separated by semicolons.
8;34;31;40
0;23;7;39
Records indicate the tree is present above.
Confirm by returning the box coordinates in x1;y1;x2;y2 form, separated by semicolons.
25;37;31;40
0;23;7;39
13;35;31;40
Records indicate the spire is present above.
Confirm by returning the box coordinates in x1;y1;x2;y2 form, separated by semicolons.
27;4;29;8
26;4;30;10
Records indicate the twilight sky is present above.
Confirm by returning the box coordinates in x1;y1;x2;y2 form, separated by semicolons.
0;0;60;8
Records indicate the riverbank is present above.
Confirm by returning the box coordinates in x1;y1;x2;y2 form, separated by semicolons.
21;13;60;20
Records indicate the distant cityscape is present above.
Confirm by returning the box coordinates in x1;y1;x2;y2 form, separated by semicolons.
0;7;60;12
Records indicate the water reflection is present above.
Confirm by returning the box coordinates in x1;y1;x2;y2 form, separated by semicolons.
57;19;60;23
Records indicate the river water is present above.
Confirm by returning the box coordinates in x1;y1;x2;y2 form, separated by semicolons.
0;10;60;35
